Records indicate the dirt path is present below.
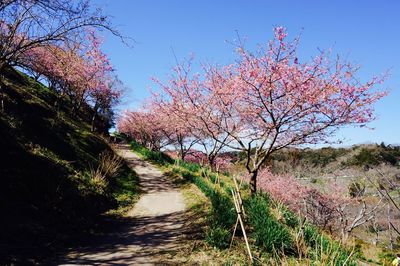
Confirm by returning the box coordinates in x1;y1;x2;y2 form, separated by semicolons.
59;144;187;265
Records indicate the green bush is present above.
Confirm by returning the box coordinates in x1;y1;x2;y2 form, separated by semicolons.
245;194;294;254
348;181;365;198
281;207;299;228
130;140;173;165
178;159;201;172
303;224;355;265
209;190;236;229
348;148;379;166
205;225;231;249
378;250;396;265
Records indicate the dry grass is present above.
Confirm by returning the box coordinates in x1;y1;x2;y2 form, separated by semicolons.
87;151;124;193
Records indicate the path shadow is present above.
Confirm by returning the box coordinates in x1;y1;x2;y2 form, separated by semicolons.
58;211;188;265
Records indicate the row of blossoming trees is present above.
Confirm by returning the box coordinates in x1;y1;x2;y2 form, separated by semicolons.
118;27;389;240
119;27;386;192
0;0;123;131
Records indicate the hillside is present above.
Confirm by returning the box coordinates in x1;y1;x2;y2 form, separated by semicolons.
0;67;139;264
265;144;400;176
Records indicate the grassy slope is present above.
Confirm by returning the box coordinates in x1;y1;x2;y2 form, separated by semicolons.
0;68;139;264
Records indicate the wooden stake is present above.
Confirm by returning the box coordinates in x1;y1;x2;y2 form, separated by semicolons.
230;216;239;248
233;176;246;217
230;188;253;263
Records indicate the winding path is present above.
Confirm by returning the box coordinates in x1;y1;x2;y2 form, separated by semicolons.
60;144;187;265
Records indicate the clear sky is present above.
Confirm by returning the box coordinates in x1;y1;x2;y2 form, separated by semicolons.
94;0;400;146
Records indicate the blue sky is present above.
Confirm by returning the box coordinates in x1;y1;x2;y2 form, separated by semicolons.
94;0;400;145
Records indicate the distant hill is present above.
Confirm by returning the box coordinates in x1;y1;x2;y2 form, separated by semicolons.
227;143;400;178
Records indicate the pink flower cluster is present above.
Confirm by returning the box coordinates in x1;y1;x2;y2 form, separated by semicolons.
214;155;233;173
184;150;208;166
163;150;179;160
257;168;353;231
257;169;309;210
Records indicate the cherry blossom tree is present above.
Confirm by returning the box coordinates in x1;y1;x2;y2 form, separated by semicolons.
25;43;91;113
0;0;126;114
84;32;122;131
117;110;172;151
147;99;198;160
204;27;387;194
21;31;121;125
131;26;386;195
152;59;231;169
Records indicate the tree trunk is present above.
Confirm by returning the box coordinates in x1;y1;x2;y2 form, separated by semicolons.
179;140;185;161
0;74;4;113
208;155;216;171
250;171;258;195
91;104;98;132
91;111;96;132
0;95;4;113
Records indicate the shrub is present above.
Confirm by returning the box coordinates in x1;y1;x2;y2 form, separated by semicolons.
205;225;231;249
98;151;124;179
348;181;365;198
78;151;124;195
303;224;355;265
280;206;299;228
209;190;236;229
245;194;294;254
348;148;379;166
130;140;173;165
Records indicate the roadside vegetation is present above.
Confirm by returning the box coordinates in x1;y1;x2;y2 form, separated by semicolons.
129;139;359;265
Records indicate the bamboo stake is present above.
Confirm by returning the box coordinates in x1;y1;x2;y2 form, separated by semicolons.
230;188;253;263
230;216;239;248
233;176;246;217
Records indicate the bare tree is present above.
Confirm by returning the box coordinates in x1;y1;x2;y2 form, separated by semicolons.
0;0;125;71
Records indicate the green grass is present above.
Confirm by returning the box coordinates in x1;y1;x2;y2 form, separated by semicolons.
109;164;141;215
244;194;294;254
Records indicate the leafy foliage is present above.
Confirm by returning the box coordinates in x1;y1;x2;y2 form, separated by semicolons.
245;194;294;254
346;144;400;167
130;140;174;165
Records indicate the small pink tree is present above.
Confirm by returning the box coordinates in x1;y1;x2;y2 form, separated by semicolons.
258;169;383;239
22;43;92;113
148;99;198;160
22;31;121;124
152;59;232;169
117;109;172;151
85;32;122;131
